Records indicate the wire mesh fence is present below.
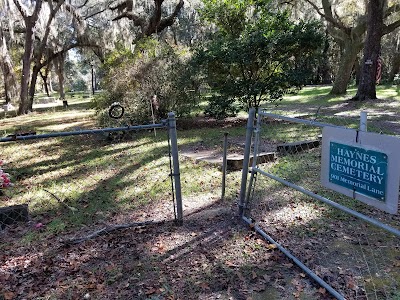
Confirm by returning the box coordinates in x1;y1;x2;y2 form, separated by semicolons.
0;116;182;243
266;100;400;138
243;108;400;299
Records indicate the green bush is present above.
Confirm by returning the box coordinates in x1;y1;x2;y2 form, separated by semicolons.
204;95;240;119
71;78;88;91
394;74;400;86
196;0;324;110
92;39;199;127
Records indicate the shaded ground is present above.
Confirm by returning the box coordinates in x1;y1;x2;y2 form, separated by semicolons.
1;197;332;300
1;89;400;300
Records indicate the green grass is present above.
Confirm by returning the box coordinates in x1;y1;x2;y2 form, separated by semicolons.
262;84;400;121
279;84;400;105
1;85;399;299
0;108;243;236
1;85;399;236
1;85;399;230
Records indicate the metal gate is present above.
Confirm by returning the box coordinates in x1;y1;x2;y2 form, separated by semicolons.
239;108;400;300
0;112;183;236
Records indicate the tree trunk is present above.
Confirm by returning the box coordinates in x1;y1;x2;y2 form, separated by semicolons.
28;65;41;111
353;0;384;101
388;52;400;82
0;30;18;104
330;40;362;95
55;54;67;107
18;20;35;115
3;78;10;104
40;70;50;96
320;31;332;84
354;58;361;86
40;62;53;96
49;70;54;93
91;65;95;94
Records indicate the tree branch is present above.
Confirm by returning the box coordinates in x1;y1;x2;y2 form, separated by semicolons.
43;189;77;212
12;0;28;19
383;19;400;35
63;220;165;245
84;7;108;20
36;0;65;61
77;0;89;9
157;0;184;33
304;0;351;35
110;0;184;38
384;3;400;18
39;41;101;69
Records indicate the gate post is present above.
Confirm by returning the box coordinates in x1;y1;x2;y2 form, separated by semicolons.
168;112;183;225
360;111;368;132
245;111;262;210
239;108;256;216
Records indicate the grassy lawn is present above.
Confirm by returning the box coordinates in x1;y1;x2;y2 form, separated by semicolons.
1;86;399;299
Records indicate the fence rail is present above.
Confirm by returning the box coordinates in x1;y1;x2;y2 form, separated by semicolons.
0;113;183;230
0;123;167;143
239;108;400;300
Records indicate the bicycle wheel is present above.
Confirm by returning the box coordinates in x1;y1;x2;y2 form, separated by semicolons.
109;102;125;119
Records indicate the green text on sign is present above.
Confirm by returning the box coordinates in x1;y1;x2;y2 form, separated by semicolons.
329;142;387;201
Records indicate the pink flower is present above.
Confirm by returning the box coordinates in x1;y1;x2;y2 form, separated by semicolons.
35;223;44;229
0;162;12;189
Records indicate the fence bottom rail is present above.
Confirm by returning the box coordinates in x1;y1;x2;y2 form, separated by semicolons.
241;215;345;300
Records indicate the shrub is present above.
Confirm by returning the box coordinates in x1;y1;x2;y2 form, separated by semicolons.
204;95;240;119
92;39;199;127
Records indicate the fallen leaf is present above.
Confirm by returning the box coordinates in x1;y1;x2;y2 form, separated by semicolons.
346;278;357;291
255;238;264;244
263;274;271;281
35;223;44;229
3;292;15;300
337;267;345;275
318;287;326;295
225;261;238;268
145;288;157;295
199;282;210;290
236;271;246;282
252;271;257;279
283;263;293;268
291;278;303;291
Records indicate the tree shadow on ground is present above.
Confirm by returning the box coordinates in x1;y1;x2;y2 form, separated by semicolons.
0;199;328;300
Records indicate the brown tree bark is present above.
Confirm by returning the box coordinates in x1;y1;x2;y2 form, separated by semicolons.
353;0;384;101
27;0;64;111
40;69;51;97
18;18;36;114
13;0;43;115
388;52;400;82
28;65;41;110
110;0;184;39
0;29;18;104
330;40;363;94
305;0;400;95
55;53;67;107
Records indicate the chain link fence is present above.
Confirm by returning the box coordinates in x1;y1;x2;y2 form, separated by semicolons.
241;107;400;299
0;115;182;241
